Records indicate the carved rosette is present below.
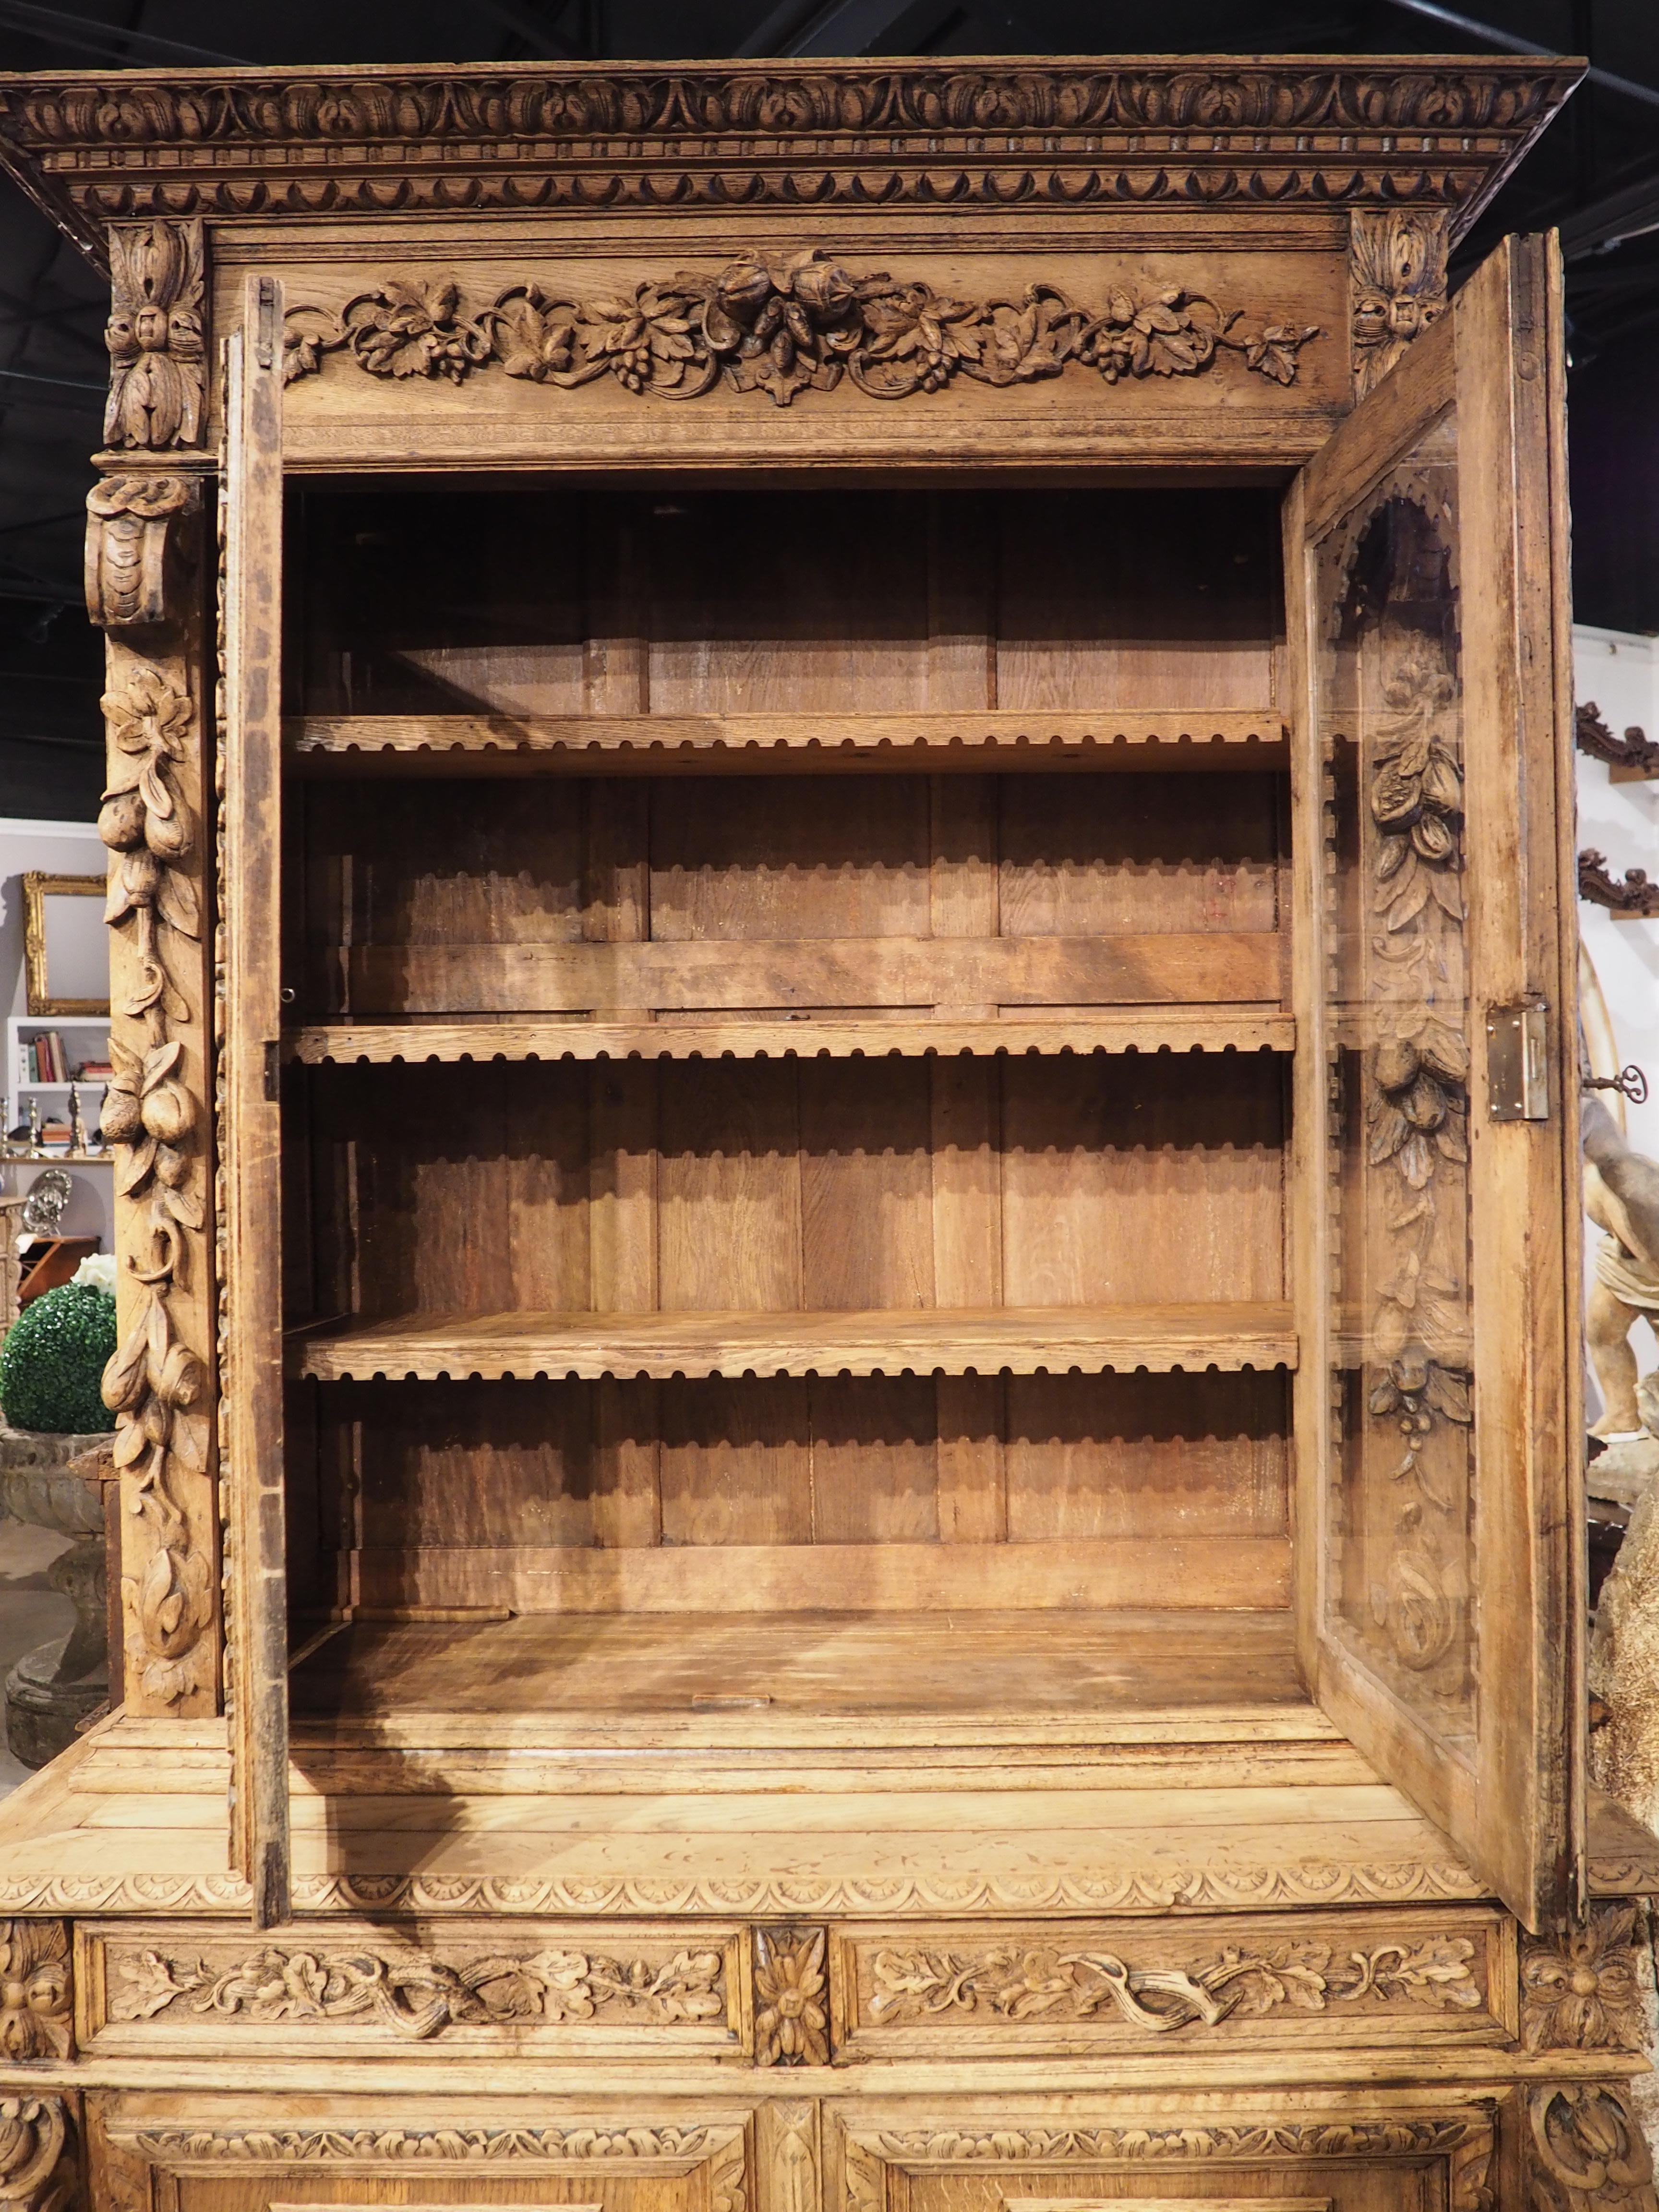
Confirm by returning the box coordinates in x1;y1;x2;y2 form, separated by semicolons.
0;1923;71;2062
1350;209;1449;398
84;477;200;630
283;253;1319;406
0;2097;77;2212
1521;1908;1648;2055
1529;2085;1659;2212
753;1927;828;2066
104;222;205;450
91;472;216;1717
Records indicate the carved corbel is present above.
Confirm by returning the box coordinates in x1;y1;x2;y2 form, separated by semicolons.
103;221;205;451
1528;2083;1658;2212
0;1922;72;2062
1580;851;1659;919
0;2096;79;2212
1578;703;1659;781
1350;209;1449;398
84;476;201;631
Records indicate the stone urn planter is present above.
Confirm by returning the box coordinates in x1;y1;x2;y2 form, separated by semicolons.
0;1425;113;1767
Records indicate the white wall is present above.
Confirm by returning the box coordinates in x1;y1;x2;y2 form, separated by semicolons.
1574;628;1659;1421
0;818;112;1250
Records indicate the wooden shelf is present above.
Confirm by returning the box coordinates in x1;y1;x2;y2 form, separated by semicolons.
287;1011;1296;1066
288;1303;1297;1382
285;709;1286;775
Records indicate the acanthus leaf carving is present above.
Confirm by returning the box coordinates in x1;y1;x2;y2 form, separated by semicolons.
0;1923;71;2063
1350;208;1449;398
1520;1907;1648;2054
753;1926;828;2066
0;2097;76;2212
864;1933;1479;2031
84;475;201;631
282;253;1320;406
97;646;214;1710
110;1937;727;2039
1529;2084;1658;2212
104;221;205;450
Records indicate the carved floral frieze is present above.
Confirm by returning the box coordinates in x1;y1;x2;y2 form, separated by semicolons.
282;253;1320;407
862;1933;1480;2032
0;1924;71;2064
109;1936;728;2040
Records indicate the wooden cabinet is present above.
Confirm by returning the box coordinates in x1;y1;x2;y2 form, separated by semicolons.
0;51;1653;2212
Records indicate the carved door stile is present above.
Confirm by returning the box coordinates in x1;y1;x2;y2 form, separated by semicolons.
1292;233;1581;1930
220;275;291;1925
87;420;220;1721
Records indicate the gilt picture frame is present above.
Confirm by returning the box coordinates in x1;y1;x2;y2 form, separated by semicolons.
22;872;110;1016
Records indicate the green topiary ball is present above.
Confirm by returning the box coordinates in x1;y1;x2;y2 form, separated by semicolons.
0;1280;118;1436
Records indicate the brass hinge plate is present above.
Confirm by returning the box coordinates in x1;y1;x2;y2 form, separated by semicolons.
1487;1002;1550;1121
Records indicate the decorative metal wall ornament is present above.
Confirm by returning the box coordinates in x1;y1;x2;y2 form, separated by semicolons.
282;253;1320;407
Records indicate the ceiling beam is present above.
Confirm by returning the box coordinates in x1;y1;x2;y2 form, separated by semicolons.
0;0;249;64
1379;0;1659;113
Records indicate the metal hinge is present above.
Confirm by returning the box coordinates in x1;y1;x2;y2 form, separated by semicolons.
1487;1002;1550;1121
253;276;278;371
263;1039;281;1103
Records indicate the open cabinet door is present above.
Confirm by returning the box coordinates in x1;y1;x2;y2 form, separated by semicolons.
1288;233;1583;1930
221;276;290;1926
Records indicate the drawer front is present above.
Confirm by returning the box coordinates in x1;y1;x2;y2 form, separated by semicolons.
830;1910;1514;2060
77;1921;747;2057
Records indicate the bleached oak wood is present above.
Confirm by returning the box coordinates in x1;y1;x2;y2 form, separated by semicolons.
288;1014;1296;1063
221;292;291;1927
288;1302;1298;1383
285;709;1286;771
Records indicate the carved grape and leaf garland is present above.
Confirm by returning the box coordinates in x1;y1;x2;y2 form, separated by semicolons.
282;249;1320;406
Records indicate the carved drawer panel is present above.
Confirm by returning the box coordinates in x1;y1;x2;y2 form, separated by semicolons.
826;2096;1499;2212
91;2094;755;2212
76;1920;747;2056
829;1911;1515;2060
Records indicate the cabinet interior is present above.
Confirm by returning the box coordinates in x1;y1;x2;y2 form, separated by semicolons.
279;476;1308;1742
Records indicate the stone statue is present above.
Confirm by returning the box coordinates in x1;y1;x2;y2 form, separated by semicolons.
1583;1095;1659;1439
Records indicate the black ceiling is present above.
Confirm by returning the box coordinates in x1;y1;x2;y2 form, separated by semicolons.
1;0;1657;820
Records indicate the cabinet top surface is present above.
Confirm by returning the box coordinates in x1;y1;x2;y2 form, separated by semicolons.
0;54;1580;261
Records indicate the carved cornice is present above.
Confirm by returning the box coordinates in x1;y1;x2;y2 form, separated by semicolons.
0;1923;71;2064
0;1855;1495;1917
283;258;1319;406
0;60;1580;260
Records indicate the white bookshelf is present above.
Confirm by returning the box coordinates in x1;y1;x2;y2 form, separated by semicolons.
5;1013;113;1145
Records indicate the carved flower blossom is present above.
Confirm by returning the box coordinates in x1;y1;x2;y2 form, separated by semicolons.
754;1930;827;2063
1522;1909;1647;2053
0;1925;70;2062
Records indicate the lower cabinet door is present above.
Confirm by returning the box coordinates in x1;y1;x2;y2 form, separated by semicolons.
825;2098;1500;2212
89;2096;757;2212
